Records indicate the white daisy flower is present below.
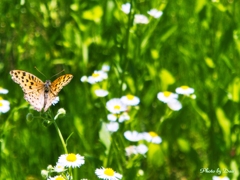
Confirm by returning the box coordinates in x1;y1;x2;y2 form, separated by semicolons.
125;144;148;156
80;75;88;82
147;9;163;18
106;98;127;114
175;85;194;95
125;145;138;156
102;64;110;72
167;99;182;111
95;89;109;97
142;132;162;144
107;114;117;121
87;70;108;84
54;164;65;173
57;153;84;168
136;144;148;155
157;91;178;103
0;99;10;113
121;94;140;106
212;176;230;180
124;130;143;142
52;96;59;105
106;122;119;132
0;87;8;94
95;167;122;180
134;14;149;24
47;175;65;180
121;2;131;14
118;112;130;123
107;112;130;122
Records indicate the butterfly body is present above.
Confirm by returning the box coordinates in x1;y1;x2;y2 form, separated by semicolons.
10;70;73;112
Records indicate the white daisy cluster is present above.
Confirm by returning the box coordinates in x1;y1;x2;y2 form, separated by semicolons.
121;3;163;24
42;153;123;180
105;95;140;132
105;95;161;157
42;153;85;180
0;87;10;113
125;144;148;156
123;130;162;156
81;64;110;97
81;65;110;85
124;130;162;144
157;85;195;111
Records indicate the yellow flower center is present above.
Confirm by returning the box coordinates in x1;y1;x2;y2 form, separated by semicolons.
92;72;100;78
55;165;64;170
218;176;226;179
0;97;3;100
163;91;172;97
66;153;77;162
181;85;189;90
0;102;2;107
149;131;158;137
104;168;114;176
114;105;121;110
126;94;134;100
55;176;65;180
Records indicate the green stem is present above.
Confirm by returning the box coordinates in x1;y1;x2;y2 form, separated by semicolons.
52;115;73;178
53;120;68;154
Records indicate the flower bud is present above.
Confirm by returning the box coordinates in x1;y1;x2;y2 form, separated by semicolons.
26;113;34;122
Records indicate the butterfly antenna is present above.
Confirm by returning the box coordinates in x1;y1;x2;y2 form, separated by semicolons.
50;69;65;79
34;66;47;78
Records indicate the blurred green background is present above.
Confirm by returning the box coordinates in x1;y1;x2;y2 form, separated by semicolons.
1;0;240;179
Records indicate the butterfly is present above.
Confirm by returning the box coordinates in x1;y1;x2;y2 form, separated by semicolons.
10;70;73;112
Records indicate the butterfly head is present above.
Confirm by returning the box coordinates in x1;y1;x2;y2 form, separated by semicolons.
44;80;51;93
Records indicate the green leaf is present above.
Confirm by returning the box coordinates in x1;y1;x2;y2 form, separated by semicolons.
216;108;231;148
159;69;175;90
99;122;111;153
204;57;215;68
148;144;164;167
195;0;206;13
177;138;190;152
